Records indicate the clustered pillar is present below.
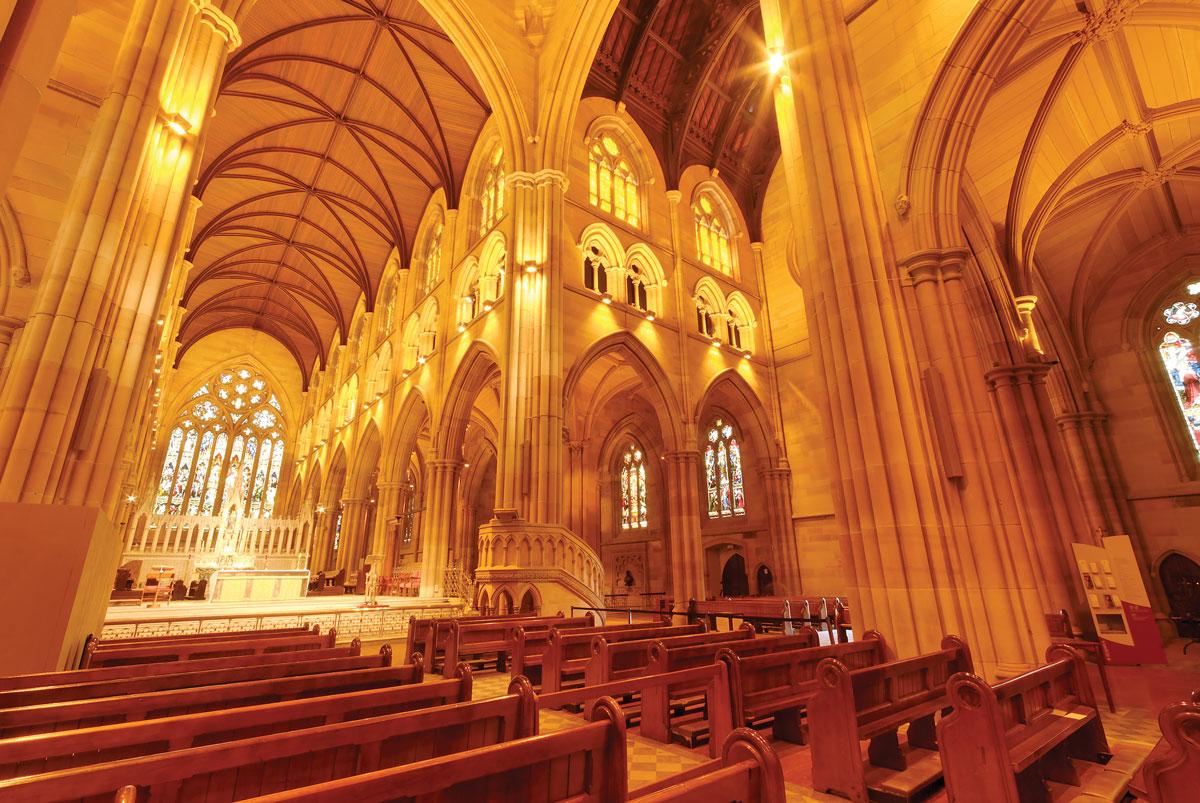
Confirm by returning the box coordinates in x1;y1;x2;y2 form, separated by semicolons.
419;457;461;597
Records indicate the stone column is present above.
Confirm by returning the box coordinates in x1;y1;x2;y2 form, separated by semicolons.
759;466;802;594
0;316;20;383
336;498;368;573
0;0;76;198
310;507;333;571
901;250;1063;672
418;458;461;597
663;450;705;603
762;0;1010;665
371;480;403;576
1057;412;1111;539
0;0;239;512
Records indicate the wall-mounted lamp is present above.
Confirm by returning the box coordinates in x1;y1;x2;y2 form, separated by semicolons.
457;323;467;334
711;338;722;348
742;351;752;360
316;504;327;515
523;260;540;274
601;293;613;305
164;111;194;137
126;494;137;504
417;355;426;365
482;302;493;313
645;312;656;322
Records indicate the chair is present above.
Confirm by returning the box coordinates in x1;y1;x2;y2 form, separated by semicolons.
1045;609;1116;712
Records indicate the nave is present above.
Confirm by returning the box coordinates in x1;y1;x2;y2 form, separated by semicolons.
0;605;1195;802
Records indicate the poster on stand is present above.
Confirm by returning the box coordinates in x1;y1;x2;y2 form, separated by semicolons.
1071;535;1165;665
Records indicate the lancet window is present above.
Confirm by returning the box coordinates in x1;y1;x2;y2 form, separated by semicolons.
583;244;608;294
153;366;286;518
704;418;745;519
588;133;640;227
1160;331;1200;459
693;190;734;275
619;443;648;530
478;146;505;236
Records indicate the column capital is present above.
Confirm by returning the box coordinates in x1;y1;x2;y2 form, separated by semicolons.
661;449;700;465
757;466;792;481
1055;410;1108;429
375;481;406;491
897;247;970;286
984;360;1055;389
664;189;683;205
0;316;22;344
507;168;568;191
192;0;242;48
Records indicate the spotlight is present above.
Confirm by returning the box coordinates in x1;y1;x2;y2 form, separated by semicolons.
645;312;656;322
768;48;785;76
457;323;467;333
523;260;539;274
601;294;612;305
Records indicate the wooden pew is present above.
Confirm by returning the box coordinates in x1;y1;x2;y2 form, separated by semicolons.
0;643;388;709
0;664;474;780
584;624;755;687
405;612;525;665
643;626;819;746
524;621;699;690
84;625;315;650
537;660;735;758
83;630;338;668
809;635;973;803
212;703;783;803
1140;692;1200;802
718;630;889;743
541;621;703;693
3;677;537;801
938;644;1117;803
441;613;594;678
0;643;362;691
420;611;563;674
0;657;422;739
632;728;787;803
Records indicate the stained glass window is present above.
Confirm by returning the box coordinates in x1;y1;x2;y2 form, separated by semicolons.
704;418;745;518
400;468;417;547
151;365;287;517
619;444;648;529
1164;301;1200;326
693;191;734;275
478;146;505;236
1160;331;1200;459
588;134;640;227
423;219;443;292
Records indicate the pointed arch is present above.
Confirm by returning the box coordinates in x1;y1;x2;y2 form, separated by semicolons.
694;369;780;466
348;420;382;499
436;340;503;458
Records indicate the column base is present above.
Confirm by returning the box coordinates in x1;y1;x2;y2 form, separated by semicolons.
0;503;120;673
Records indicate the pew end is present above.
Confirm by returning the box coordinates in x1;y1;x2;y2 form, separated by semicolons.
1143;700;1200;803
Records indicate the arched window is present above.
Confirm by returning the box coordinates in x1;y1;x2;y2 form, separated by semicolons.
625;262;649;311
1159;331;1200;458
692;189;734;275
704;418;745;518
478;146;505;236
588;133;640;227
378;279;397;336
619;443;648;530
583;244;608;294
400;467;417;547
423;218;444;293
152;366;286;518
696;303;716;338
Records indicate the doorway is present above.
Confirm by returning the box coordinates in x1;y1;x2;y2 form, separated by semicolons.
1159;553;1200;615
720;553;750;597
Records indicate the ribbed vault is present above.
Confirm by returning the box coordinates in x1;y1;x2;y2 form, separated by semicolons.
963;0;1200;343
179;0;490;383
585;0;779;238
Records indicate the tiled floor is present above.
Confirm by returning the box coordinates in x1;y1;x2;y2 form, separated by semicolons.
370;638;1200;802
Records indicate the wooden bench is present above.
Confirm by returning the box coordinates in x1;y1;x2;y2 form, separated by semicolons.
527;621;699;691
642;626;819;746
1140;691;1200;802
0;643;362;691
209;701;782;803
632;728;787;803
441;614;594;678
0;643;387;709
585;625;755;687
0;664;474;780
405;612;531;666
84;625;316;651
0;658;422;739
718;630;888;743
938;644;1118;803
419;612;561;673
4;677;537;801
809;635;973;803
83;630;338;668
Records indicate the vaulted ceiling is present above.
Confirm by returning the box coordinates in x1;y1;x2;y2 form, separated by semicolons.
179;0;490;384
965;0;1200;343
585;0;780;239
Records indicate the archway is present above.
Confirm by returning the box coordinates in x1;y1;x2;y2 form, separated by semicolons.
720;553;749;598
1159;553;1200;617
519;588;538;614
755;564;775;597
494;588;513;615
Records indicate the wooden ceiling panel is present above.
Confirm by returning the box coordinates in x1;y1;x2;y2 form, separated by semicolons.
178;0;490;383
1125;23;1200;110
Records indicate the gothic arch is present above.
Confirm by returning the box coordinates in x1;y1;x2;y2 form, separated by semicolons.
435;340;503;459
694;370;780;466
347;420;382;499
563;331;684;452
383;388;431;481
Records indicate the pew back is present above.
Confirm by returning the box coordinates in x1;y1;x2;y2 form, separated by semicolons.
649;627;819;677
83;631;337;668
630;729;786;803
220;696;627;803
0;646;390;709
441;614;593;678
0;665;474;780
0;659;422;738
0;677;537;802
422;612;562;673
586;625;754;686
0;644;361;691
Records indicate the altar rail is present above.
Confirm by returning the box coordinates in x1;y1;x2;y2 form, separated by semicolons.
123;513;311;559
100;600;464;642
